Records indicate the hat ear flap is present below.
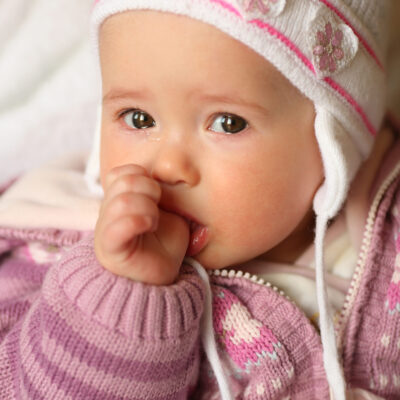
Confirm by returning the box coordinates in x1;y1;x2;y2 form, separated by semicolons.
313;106;363;219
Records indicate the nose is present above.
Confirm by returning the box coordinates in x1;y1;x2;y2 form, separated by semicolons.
150;142;200;187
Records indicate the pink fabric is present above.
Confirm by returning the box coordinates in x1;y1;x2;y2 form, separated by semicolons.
210;0;242;17
324;76;376;135
0;136;399;399
1;165;400;398
348;388;385;400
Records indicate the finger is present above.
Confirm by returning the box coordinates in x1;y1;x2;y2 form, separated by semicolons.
101;192;159;229
101;214;151;256
102;174;161;216
156;210;190;259
104;164;149;192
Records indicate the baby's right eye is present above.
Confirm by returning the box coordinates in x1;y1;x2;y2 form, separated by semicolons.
122;110;156;130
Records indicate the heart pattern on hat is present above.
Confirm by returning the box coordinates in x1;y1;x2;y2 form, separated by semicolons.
236;0;286;20
308;8;359;79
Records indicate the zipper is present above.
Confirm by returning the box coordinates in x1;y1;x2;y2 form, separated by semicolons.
208;267;293;302
336;160;400;349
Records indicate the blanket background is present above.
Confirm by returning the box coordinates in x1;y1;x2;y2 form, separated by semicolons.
0;0;98;182
0;0;399;182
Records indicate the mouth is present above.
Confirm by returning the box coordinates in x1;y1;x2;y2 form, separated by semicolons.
185;220;209;257
159;204;209;257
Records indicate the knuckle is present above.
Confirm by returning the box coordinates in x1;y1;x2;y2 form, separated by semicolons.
119;174;138;191
124;215;140;232
105;167;126;188
105;164;148;187
117;174;160;200
112;193;133;214
133;164;148;175
105;170;117;188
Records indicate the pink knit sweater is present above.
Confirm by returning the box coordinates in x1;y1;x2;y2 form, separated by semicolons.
0;155;400;399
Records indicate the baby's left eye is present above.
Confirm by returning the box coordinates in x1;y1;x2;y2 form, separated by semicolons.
209;114;248;134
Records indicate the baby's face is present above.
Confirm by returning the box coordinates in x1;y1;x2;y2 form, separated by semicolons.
99;11;323;269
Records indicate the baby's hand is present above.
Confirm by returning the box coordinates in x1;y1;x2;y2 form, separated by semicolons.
94;165;189;285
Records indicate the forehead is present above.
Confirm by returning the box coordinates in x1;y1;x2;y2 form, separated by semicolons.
99;10;302;101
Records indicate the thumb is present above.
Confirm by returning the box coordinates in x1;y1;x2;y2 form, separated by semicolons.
157;210;190;263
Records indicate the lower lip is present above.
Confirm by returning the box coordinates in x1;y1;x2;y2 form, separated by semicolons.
186;226;209;257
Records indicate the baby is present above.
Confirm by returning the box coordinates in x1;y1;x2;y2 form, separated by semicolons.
94;10;323;284
0;0;399;399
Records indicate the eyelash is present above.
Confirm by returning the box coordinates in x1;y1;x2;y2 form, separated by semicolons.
117;108;250;135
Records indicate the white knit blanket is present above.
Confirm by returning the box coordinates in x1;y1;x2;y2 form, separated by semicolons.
0;0;100;182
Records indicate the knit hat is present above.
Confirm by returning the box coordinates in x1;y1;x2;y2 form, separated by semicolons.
85;1;391;399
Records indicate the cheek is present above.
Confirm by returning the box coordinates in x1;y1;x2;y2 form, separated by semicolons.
100;134;117;188
207;151;282;237
207;137;322;248
99;122;146;187
99;128;134;187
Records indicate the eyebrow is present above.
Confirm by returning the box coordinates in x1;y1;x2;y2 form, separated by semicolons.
194;92;270;115
102;88;270;115
103;89;150;103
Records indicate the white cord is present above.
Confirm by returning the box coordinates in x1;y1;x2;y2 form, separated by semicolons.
185;257;234;400
315;213;346;400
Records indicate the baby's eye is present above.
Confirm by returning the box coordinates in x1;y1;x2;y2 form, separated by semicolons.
209;114;248;134
122;110;156;130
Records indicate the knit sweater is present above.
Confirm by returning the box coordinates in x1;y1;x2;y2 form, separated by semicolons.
0;154;400;399
0;178;399;399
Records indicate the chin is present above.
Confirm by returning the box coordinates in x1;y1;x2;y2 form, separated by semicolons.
188;248;242;271
187;248;222;270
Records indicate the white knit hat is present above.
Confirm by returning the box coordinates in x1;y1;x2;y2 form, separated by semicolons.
86;1;391;399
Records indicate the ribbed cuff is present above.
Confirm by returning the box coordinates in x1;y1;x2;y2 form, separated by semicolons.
57;235;205;339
